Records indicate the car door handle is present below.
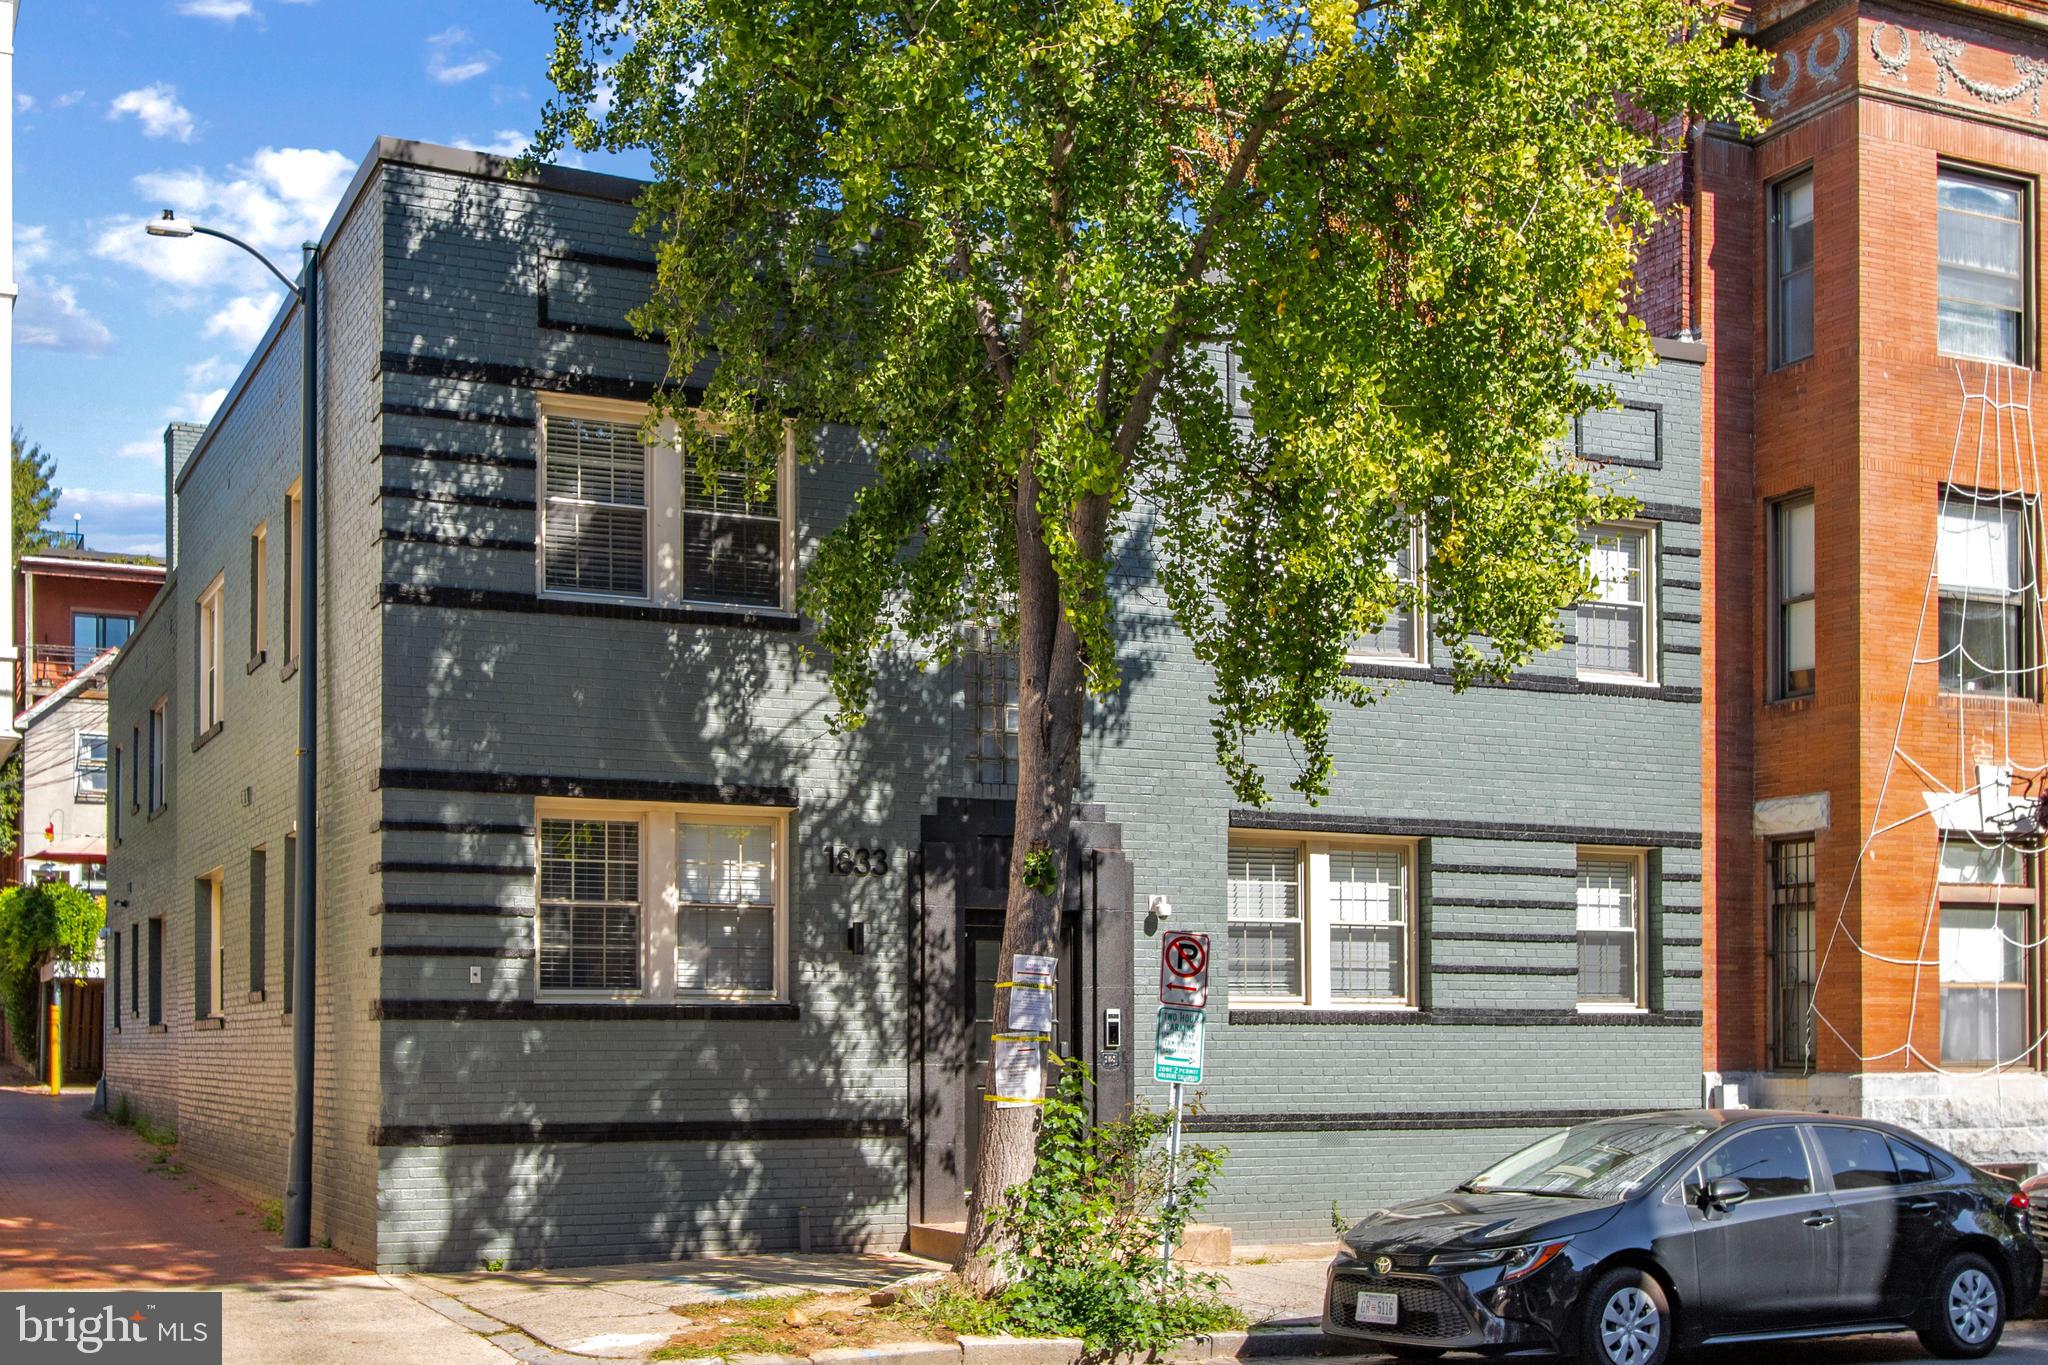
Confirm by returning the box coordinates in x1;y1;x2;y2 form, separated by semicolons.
1904;1199;1939;1213
1803;1213;1836;1228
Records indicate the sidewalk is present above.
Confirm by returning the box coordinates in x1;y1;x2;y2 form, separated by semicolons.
0;1081;506;1364
0;1082;354;1288
383;1248;1335;1363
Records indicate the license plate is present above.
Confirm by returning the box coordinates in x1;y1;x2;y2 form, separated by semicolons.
1355;1291;1399;1326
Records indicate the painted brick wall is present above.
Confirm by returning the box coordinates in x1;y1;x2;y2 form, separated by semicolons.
103;174;390;1263
108;142;1707;1269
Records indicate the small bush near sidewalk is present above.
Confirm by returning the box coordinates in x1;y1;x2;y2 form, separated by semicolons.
980;1057;1241;1354
654;1060;1241;1362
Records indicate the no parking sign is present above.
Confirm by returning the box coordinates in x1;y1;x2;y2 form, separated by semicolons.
1157;930;1210;1008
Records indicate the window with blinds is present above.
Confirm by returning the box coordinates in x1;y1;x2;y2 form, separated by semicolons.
542;415;650;597
676;819;778;994
1578;525;1654;682
1577;852;1642;1005
1937;494;2034;697
1352;523;1425;665
1328;848;1408;1001
1228;845;1302;998
1227;839;1416;1006
683;447;783;608
1938;169;2028;366
538;817;642;992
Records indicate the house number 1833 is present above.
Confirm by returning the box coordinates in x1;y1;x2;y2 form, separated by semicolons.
826;845;890;876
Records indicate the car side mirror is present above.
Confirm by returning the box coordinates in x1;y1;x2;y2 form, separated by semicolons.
1702;1176;1751;1211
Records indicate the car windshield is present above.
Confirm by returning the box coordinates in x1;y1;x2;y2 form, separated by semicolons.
1463;1120;1714;1200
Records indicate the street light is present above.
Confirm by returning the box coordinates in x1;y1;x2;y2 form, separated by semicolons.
145;208;322;1251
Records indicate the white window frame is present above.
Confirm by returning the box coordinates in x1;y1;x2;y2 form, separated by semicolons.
1936;489;2037;698
533;798;792;1004
250;522;268;662
1347;521;1428;667
1576;847;1648;1012
1225;834;1418;1010
148;698;166;813
1769;169;1815;370
196;575;225;734
1771;494;1816;699
205;870;224;1018
285;482;303;665
1577;521;1658;685
535;396;798;615
1937;165;2031;368
75;731;108;803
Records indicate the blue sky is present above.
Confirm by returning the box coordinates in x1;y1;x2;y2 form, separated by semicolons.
15;0;648;555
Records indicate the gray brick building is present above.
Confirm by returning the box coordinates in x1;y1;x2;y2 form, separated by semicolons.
102;139;1705;1271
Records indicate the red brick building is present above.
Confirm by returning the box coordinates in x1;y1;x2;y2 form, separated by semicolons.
1644;0;2048;1163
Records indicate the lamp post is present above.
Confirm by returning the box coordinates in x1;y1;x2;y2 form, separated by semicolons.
145;210;320;1249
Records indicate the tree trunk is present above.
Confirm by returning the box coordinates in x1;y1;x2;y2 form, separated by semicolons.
959;459;1095;1292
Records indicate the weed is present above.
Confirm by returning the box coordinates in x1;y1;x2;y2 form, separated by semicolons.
257;1200;283;1234
111;1094;133;1128
481;1258;506;1273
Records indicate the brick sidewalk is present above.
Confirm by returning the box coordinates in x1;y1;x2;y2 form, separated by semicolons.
0;1082;358;1288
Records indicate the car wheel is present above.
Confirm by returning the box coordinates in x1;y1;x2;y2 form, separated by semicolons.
1916;1252;2006;1359
1576;1266;1671;1365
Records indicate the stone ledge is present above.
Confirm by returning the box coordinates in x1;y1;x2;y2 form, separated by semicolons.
957;1335;1085;1365
812;1344;961;1365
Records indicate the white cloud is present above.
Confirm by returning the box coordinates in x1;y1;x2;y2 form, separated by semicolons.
178;0;256;19
15;92;32;113
117;438;162;462
16;223;54;269
50;91;86;111
55;487;167;557
14;223;113;354
172;385;229;426
109;83;197;142
427;27;497;85
204;293;278;349
18;280;114;355
450;130;530;158
93;145;355;294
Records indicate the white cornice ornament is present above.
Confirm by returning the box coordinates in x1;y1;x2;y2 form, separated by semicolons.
1923;30;2048;115
1871;21;1912;79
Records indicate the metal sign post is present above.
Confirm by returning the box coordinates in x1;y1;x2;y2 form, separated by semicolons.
1154;931;1209;1276
1160;1080;1183;1273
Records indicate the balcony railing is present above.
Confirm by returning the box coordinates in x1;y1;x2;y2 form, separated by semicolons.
17;644;116;703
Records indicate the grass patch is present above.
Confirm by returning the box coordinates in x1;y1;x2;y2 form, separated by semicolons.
655;1286;970;1361
650;1277;1242;1362
257;1200;283;1234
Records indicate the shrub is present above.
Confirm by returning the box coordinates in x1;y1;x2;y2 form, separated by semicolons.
985;1056;1240;1354
0;881;104;1059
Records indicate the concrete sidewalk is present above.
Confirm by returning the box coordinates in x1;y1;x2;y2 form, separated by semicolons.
400;1252;944;1360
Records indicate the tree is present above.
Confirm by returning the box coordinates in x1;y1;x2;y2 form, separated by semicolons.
533;0;1762;1283
0;881;103;1066
0;433;59;864
13;429;57;560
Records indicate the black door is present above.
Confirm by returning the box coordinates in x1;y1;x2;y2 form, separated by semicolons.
1687;1124;1842;1334
913;799;1130;1228
1810;1124;1944;1321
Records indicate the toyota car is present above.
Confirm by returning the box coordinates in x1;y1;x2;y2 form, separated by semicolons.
1323;1110;2040;1364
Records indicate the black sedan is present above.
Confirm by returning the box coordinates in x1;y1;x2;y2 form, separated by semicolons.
1323;1110;2041;1364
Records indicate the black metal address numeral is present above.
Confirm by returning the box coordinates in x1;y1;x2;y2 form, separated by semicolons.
827;845;890;876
